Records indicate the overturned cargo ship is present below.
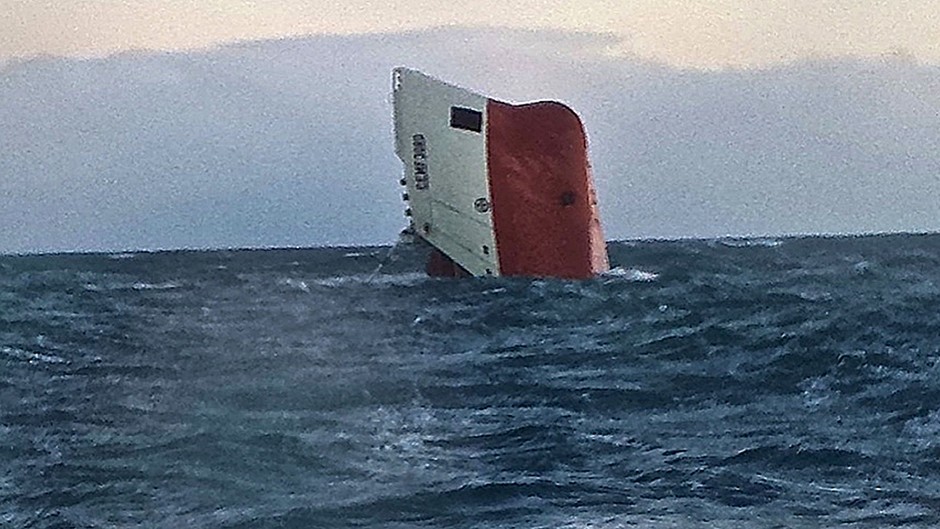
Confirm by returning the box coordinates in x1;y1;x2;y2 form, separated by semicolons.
392;68;609;279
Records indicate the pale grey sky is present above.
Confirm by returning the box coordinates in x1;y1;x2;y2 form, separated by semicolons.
3;0;939;69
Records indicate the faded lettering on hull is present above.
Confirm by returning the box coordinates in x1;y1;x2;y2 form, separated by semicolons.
412;134;429;190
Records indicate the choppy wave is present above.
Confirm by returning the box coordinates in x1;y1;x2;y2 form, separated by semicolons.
2;235;940;528
0;345;68;365
718;237;784;248
312;271;429;288
603;266;660;282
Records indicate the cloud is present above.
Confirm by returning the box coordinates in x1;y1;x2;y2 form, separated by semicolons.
5;1;940;69
1;27;939;254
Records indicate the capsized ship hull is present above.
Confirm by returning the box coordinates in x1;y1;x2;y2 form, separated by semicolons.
392;68;608;279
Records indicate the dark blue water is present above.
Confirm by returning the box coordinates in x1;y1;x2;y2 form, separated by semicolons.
3;234;940;528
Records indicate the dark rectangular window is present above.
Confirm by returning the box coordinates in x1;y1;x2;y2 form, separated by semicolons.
450;106;482;133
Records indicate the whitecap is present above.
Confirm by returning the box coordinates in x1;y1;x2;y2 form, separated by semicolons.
603;267;659;282
719;238;783;248
314;272;427;288
279;278;310;293
853;260;872;274
1;345;67;365
132;281;180;291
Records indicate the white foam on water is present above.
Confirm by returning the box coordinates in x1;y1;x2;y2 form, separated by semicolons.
603;267;660;282
132;281;180;291
314;272;428;288
278;278;310;293
84;281;180;292
719;238;783;248
1;345;67;365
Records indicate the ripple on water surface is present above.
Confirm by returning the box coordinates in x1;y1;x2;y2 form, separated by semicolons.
2;236;940;527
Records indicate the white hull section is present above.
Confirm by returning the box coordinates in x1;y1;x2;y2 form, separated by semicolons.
392;68;501;276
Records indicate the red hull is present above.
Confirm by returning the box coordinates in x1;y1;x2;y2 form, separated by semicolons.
487;101;607;279
425;248;472;278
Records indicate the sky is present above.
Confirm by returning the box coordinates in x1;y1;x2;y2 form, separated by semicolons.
3;0;940;69
2;2;940;254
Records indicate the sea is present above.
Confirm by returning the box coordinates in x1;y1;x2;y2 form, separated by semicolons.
3;234;940;528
